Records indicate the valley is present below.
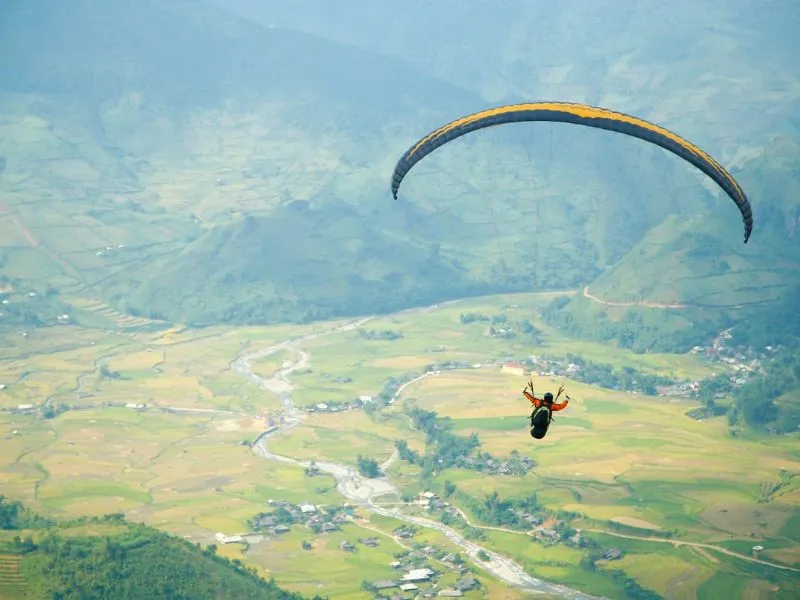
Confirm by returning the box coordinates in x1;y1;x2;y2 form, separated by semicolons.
2;293;797;599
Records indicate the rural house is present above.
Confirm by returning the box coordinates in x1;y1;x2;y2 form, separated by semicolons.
403;568;434;582
359;537;380;547
501;361;526;377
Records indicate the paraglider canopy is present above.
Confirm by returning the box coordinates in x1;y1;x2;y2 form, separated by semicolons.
391;102;753;243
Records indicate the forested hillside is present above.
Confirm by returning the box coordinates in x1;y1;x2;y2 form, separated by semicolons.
0;496;320;600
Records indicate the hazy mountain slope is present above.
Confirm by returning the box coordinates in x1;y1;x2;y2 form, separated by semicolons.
115;201;484;325
214;1;799;135
1;0;797;339
542;134;800;351
0;0;479;119
0;0;701;328
586;136;800;306
214;0;800;346
0;0;491;323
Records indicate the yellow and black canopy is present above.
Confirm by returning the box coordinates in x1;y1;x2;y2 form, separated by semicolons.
391;102;753;243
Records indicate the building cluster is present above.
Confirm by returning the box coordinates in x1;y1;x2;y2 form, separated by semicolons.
367;544;481;599
216;498;482;599
244;500;354;538
661;329;775;398
453;453;535;476
417;492;550;538
304;396;371;413
692;328;772;385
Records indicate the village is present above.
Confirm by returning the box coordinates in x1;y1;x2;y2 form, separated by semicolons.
655;328;774;398
213;498;486;598
693;327;773;381
211;492;627;598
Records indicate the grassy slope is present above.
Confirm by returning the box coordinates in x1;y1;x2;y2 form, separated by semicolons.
107;201;481;325
585;136;800;307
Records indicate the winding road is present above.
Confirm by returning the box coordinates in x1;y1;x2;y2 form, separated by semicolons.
581;286;773;311
585;529;800;574
582;286;686;309
232;308;603;599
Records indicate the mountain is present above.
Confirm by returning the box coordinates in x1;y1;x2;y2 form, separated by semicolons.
211;0;800;135
206;0;800;348
1;0;798;350
542;134;800;351
0;0;479;118
111;201;487;325
0;0;489;317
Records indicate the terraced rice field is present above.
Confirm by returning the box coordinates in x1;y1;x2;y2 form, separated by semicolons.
0;554;26;599
68;297;166;330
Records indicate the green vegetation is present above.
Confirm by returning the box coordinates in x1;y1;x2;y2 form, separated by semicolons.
542;137;800;354
0;498;319;600
0;498;53;531
403;407;480;471
729;351;800;434
394;406;534;486
357;328;404;341
690;348;800;435
538;353;675;395
579;560;662;600
0;276;72;329
734;284;800;350
541;294;729;354
356;455;380;478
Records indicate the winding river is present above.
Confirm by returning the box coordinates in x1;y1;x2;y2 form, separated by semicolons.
232;310;602;600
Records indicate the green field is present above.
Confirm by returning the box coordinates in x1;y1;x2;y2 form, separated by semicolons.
1;292;798;599
261;293;800;599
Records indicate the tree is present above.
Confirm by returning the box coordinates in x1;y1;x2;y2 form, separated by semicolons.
357;455;380;478
443;481;456;498
361;581;377;594
699;384;716;415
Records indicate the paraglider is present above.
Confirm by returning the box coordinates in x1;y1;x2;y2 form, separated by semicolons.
523;379;570;440
390;102;753;243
